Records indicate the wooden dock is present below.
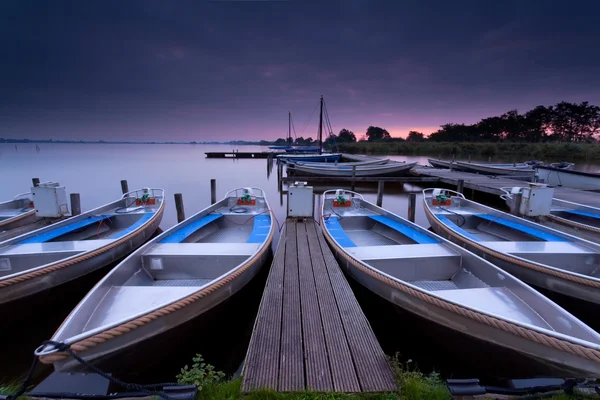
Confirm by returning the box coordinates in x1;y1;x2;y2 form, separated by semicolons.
206;151;274;159
242;219;397;393
412;167;600;207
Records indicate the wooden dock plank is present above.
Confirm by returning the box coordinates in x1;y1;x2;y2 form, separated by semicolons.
306;222;361;392
316;226;398;392
240;227;286;392
279;221;305;391
296;222;334;391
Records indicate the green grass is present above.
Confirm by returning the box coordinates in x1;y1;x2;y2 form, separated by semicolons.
0;381;21;395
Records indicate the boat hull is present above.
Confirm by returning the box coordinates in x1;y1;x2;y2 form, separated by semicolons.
536;166;600;190
0;206;164;306
423;205;600;307
52;243;272;372
277;153;341;162
322;226;600;378
456;161;535;178
428;159;454;169
289;162;416;177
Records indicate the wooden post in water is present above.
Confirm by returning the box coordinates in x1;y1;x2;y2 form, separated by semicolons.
210;179;217;204
468;154;471;163
70;193;81;216
120;180;129;195
174;193;185;223
278;162;283;192
488;155;492;163
32;178;40;187
351;166;356;191
408;193;416;223
376;181;384;207
457;179;465;194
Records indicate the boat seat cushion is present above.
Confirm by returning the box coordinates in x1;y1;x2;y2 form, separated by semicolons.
19;215;112;244
435;214;481;242
369;215;438;244
160;214;222;243
562;209;600;220
106;212;154;239
247;215;271;243
324;217;356;247
474;214;568;242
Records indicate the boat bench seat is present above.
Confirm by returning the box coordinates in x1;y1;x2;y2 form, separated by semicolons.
0;239;114;256
324;217;357;247
369;215;439;244
247;215;271;243
145;242;261;257
346;243;456;261
18;215;113;244
484;241;596;254
160;214;223;243
474;214;568;242
562;209;600;220
436;214;481;242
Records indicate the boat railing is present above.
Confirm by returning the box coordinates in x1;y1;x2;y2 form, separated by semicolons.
224;187;267;199
12;192;33;201
422;188;466;200
122;188;165;200
322;189;365;200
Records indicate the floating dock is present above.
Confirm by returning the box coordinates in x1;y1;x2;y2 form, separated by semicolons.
411;167;600;207
205;151;274;159
242;218;396;393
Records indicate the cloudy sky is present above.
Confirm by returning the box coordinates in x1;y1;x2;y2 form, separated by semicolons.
2;0;600;141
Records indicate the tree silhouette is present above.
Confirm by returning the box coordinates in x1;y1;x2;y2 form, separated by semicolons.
366;126;391;141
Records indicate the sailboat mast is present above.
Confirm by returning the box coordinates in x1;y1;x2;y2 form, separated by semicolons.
318;95;323;154
288;111;291;144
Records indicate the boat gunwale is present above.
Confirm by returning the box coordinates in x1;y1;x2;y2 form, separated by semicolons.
0;193;36;229
422;188;600;285
320;189;600;352
41;188;275;355
0;190;166;283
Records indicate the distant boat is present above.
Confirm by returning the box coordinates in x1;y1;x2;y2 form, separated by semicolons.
277;153;341;162
292;158;389;167
0;192;36;235
268;145;292;150
288;160;416;177
428;158;456;169
322;188;600;378
37;187;274;372
0;188;165;308
423;188;600;308
455;161;538;178
534;165;600;191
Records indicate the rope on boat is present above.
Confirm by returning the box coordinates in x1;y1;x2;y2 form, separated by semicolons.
39;218;275;365
0;209;36;229
320;221;600;365
0;203;166;288
423;205;600;289
545;213;600;235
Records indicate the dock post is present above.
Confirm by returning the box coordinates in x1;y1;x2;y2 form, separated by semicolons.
468;154;471;163
408;193;416;223
457;179;465;194
120;180;129;194
278;162;283;192
210;179;217;204
351;166;356;191
70;193;81;216
32;178;40;187
488;155;492;163
376;181;384;207
174;193;185;223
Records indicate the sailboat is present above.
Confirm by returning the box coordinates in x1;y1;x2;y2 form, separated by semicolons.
268;112;294;150
276;96;341;162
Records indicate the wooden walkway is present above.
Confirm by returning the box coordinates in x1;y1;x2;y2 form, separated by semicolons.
412;167;600;208
241;219;397;393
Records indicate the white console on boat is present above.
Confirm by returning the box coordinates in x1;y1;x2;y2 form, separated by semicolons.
32;182;69;218
288;181;313;217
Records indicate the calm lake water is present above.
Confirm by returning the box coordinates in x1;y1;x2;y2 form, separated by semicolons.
2;143;599;385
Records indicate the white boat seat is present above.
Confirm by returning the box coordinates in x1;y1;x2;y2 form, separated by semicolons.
484;241;595;255
0;210;27;218
0;240;115;256
144;243;261;257
346;243;457;261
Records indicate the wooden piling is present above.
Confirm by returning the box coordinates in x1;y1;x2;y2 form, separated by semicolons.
32;178;40;187
457;179;465;194
70;193;81;216
351;166;356;191
278;162;284;192
376;181;384;207
408;193;416;222
174;193;185;223
211;179;217;204
120;180;129;195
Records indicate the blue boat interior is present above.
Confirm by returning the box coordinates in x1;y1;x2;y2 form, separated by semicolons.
160;214;223;243
434;210;571;243
560;208;600;221
18;211;156;244
324;214;437;247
